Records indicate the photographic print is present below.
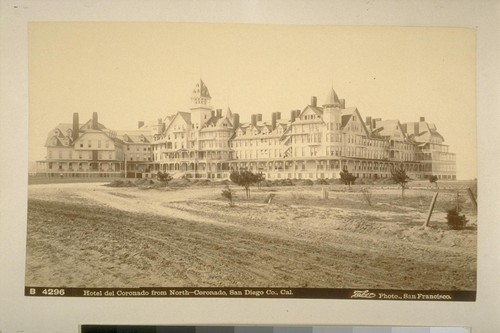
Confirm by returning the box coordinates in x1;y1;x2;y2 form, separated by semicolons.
26;22;477;300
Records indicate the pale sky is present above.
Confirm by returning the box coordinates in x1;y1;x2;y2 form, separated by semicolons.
29;22;476;179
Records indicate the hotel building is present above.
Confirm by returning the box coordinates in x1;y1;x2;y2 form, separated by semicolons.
37;79;456;181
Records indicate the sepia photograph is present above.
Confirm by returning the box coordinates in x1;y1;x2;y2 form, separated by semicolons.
25;22;477;300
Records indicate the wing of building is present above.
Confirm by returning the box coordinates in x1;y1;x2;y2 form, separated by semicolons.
36;80;456;180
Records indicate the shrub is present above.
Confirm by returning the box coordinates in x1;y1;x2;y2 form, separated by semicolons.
446;208;468;230
315;178;329;185
106;179;136;187
221;186;235;206
429;175;439;189
191;179;211;186
274;179;294;186
296;179;314;186
361;188;373;206
157;171;173;183
340;167;357;189
327;178;344;185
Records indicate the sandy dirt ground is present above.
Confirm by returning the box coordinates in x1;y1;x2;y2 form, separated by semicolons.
26;182;477;290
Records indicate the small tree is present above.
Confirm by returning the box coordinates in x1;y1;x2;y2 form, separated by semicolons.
339;167;357;189
391;164;410;198
157;171;173;183
230;170;259;199
221;186;235;206
256;171;266;190
429;175;439;189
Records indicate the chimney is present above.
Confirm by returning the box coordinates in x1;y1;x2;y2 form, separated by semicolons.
372;118;377;129
295;109;301;120
311;96;317;107
72;113;79;141
272;112;277;130
138;121;144;129
420;116;425;122
217;109;222;117
366;116;372;128
92;112;98;130
251;114;257;126
290;110;296;122
211;110;215;117
276;112;281;120
233;113;240;129
340;99;345;109
156;118;164;135
257;113;262;122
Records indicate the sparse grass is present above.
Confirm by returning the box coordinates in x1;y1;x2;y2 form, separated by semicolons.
291;192;306;200
360;188;373;206
28;176;115;185
26;181;477;290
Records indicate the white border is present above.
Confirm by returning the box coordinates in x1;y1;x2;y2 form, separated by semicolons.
1;0;499;332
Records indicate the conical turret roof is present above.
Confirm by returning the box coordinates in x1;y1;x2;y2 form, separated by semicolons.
324;87;340;106
226;107;233;119
192;79;211;99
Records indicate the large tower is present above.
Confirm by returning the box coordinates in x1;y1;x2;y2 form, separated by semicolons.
190;79;213;129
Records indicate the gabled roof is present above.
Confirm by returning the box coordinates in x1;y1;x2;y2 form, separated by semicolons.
45;123;75;146
164;111;191;133
295;105;324;123
45;135;69;147
177;111;191;124
72;129;123;146
204;115;220;127
55;123;74;134
308;105;324;116
373;119;405;138
217;116;233;128
340;107;371;136
80;119;107;131
117;131;152;144
341;107;357;128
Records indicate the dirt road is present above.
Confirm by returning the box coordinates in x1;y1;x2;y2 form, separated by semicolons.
26;183;477;290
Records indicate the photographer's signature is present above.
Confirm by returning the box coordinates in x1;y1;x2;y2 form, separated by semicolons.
351;290;376;299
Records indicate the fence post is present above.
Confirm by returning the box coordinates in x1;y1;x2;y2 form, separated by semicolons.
467;187;478;212
423;191;439;228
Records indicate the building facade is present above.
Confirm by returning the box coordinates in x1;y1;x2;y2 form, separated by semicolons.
37;79;456;180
